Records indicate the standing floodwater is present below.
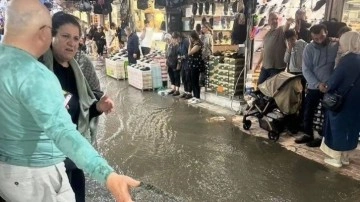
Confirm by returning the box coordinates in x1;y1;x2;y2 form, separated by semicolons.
85;67;360;202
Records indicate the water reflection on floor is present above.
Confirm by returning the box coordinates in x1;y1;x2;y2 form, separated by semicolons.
86;68;360;202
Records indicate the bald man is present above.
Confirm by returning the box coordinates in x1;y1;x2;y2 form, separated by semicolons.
255;12;294;85
0;1;139;202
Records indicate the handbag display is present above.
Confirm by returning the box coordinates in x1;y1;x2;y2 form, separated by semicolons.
322;72;360;112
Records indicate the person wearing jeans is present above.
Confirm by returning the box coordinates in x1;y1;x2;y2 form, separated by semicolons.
295;24;338;147
188;31;203;104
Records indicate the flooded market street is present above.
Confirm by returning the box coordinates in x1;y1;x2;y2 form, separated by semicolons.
86;66;360;202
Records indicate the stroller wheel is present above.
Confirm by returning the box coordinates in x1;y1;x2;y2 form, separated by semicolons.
243;120;252;130
268;132;280;141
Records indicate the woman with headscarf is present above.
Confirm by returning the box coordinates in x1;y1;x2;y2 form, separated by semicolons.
320;31;360;168
40;12;114;201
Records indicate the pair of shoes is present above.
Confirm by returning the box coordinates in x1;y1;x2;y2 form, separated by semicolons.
306;138;322;147
189;98;201;104
185;94;193;100
295;135;313;144
168;90;175;95
172;91;180;96
324;158;342;168
179;93;187;98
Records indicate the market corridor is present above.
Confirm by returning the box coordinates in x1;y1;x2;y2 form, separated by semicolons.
85;62;360;202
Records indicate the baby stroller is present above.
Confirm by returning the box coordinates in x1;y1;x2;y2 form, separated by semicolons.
243;72;303;141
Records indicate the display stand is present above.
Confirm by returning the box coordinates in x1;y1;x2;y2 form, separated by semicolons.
127;65;153;91
105;58;128;80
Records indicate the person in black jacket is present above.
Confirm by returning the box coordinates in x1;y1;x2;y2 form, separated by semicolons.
125;26;140;64
295;9;311;43
92;26;106;59
166;32;181;96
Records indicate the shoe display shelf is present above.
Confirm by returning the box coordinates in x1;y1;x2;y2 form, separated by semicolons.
208;56;245;98
139;51;168;83
313;102;324;134
105;57;128;80
127;65;153;91
152;56;168;82
148;62;163;89
182;1;236;35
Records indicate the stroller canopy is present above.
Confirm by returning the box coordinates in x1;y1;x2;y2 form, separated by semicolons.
258;72;303;114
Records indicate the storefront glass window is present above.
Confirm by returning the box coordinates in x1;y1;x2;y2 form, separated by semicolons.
342;0;360;32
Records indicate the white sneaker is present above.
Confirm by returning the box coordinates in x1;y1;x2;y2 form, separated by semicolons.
341;153;350;165
190;98;201;104
324;158;342;168
188;97;196;103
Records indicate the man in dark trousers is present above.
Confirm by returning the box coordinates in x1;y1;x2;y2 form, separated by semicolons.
125;26;140;64
295;24;338;147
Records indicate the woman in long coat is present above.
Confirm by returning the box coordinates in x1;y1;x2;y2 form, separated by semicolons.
320;31;360;167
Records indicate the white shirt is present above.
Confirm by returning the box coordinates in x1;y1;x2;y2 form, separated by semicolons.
141;27;154;48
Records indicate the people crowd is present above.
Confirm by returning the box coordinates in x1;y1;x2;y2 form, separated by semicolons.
162;22;214;104
255;10;359;168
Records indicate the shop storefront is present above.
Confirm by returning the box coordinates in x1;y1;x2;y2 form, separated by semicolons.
103;0;357;110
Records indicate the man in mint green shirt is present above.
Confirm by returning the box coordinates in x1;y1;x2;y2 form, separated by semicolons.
0;1;139;201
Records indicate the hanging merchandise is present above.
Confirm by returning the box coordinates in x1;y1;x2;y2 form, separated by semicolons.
212;2;216;15
313;0;326;11
192;3;198;15
189;17;195;30
168;12;183;32
205;1;210;15
199;2;204;16
231;13;247;44
137;0;149;10
232;0;238;13
79;0;92;12
322;20;347;38
224;0;229;15
120;0;128;19
155;0;166;9
209;17;214;26
258;4;267;14
166;0;184;8
269;4;278;13
202;17;207;24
